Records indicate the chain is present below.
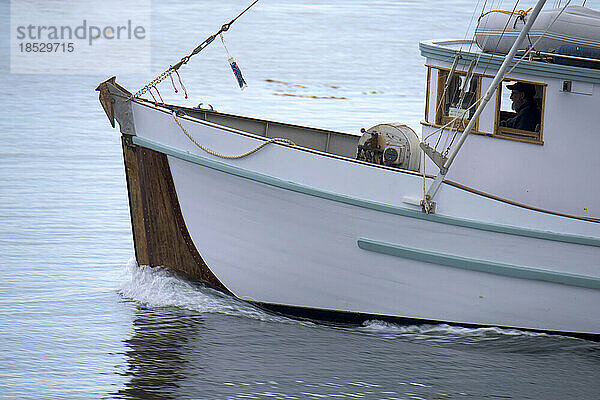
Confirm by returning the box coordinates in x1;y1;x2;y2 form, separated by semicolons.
130;68;176;99
129;0;259;100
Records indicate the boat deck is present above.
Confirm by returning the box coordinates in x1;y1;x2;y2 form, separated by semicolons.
169;104;361;159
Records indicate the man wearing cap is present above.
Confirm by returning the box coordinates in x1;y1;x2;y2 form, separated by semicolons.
500;82;541;132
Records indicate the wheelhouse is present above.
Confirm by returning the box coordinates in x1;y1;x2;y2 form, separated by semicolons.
420;38;600;219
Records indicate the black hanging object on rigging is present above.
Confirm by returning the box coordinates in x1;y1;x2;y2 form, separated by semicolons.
172;0;259;71
131;0;259;99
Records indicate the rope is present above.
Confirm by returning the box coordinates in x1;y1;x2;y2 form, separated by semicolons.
479;7;532;20
171;111;295;159
421;146;430;213
220;33;232;58
431;53;461;150
154;86;164;103
429;0;493;153
148;87;158;104
423;97;483;142
174;70;188;99
169;73;179;94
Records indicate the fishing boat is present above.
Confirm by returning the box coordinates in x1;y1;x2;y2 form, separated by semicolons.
98;1;600;339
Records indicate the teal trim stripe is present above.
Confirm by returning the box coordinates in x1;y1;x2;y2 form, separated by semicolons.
419;41;600;84
357;238;600;290
131;136;600;247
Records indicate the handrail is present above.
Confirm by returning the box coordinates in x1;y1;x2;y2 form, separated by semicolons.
516;49;600;64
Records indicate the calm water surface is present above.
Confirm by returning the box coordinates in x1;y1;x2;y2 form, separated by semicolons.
1;1;599;399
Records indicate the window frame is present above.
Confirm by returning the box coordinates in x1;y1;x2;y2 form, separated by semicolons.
424;67;431;123
423;67;547;145
493;79;546;145
435;68;482;132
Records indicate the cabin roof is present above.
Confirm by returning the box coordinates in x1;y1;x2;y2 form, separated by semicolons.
420;39;600;84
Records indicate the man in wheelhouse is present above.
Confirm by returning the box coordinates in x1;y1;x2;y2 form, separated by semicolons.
500;82;541;132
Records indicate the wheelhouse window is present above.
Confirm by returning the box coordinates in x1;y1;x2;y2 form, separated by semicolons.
495;80;545;144
436;69;480;130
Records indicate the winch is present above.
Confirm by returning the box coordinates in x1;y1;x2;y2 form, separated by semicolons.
356;123;421;171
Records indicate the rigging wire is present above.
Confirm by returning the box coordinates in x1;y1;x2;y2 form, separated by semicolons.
443;59;477;153
505;0;572;76
480;0;522;76
423;0;551;167
129;0;259;100
444;0;491;150
430;1;490;150
425;0;520;151
428;0;574;168
467;0;489;53
424;98;484;142
432;0;555;158
462;0;484;53
426;0;517;155
432;55;461;150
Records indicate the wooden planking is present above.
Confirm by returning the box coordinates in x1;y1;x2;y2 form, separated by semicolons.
122;137;149;266
425;67;431;123
121;137;231;294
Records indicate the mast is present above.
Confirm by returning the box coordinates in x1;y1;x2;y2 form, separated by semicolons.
423;0;547;211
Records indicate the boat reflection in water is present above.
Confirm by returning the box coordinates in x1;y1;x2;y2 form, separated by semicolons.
116;308;203;399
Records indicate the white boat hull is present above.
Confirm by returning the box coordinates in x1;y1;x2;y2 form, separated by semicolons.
97;79;600;338
168;152;599;334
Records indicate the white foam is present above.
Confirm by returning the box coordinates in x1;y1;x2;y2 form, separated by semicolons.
360;320;548;339
118;258;299;323
117;259;553;338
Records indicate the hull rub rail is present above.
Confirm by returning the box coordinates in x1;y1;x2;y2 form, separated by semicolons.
357;238;600;290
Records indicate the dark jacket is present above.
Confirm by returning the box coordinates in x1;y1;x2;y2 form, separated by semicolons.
500;99;541;132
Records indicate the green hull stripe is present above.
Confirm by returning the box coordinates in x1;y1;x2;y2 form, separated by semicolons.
131;136;600;247
357;238;600;290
